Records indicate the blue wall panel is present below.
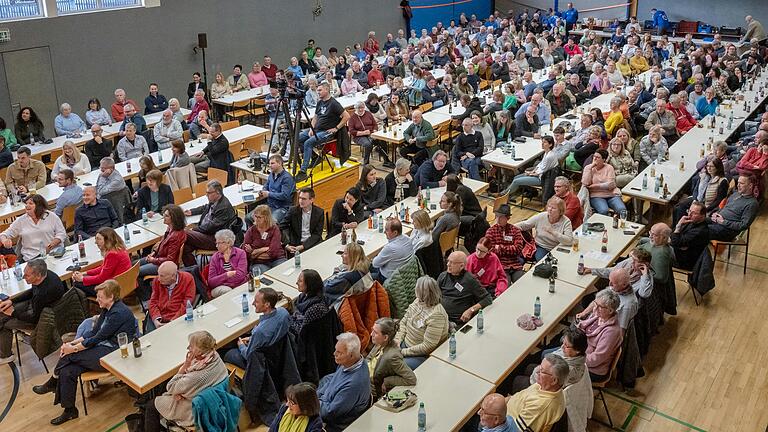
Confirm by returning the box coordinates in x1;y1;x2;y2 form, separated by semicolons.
410;0;493;35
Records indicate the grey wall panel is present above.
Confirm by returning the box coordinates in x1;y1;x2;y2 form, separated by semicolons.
497;0;629;22
636;0;767;30
0;0;401;125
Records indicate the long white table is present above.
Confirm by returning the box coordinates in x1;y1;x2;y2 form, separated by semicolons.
0;125;268;221
100;279;300;394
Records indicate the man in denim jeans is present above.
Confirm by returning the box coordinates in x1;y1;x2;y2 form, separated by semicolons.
296;82;349;182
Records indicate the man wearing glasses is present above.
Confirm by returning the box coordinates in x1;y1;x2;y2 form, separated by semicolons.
505;354;569;432
670;201;710;270
182;180;237;266
84;124;114;169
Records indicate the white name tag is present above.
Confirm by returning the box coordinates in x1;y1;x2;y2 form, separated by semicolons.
477;268;486;277
455;282;465;292
503;235;514;242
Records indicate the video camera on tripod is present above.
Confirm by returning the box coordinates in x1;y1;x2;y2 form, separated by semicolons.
275;77;306;100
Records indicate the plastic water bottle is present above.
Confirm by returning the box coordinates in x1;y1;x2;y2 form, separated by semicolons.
378;215;384;233
158;149;164;163
425;187;431;202
124;225;131;244
13;261;22;281
448;331;457;359
417;402;426;432
399;203;406;220
39;240;45;258
534;296;541;318
476;309;484;334
185;300;193;321
142;208;148;225
294;250;301;268
642;173;648;190
241;293;249;316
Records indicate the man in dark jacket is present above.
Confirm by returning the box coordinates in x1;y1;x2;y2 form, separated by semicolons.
194;123;233;181
0;136;13;169
415;150;454;189
74;186;119;239
453;94;483;124
451;118;484;179
281;187;325;255
670;201;710;270
421;77;447;107
438;251;492;324
0;259;66;363
707;175;759;241
182;180;237;266
400;110;435;167
83;124;114;169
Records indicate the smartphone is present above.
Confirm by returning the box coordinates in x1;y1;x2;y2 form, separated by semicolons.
336;250;344;255
133;230;141;234
356;240;365;245
459;324;473;333
513;157;524;161
630;187;641;191
260;278;273;286
623;230;636;236
0;293;9;301
555;247;571;254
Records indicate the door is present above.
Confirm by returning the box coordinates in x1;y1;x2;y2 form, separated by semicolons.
2;46;58;133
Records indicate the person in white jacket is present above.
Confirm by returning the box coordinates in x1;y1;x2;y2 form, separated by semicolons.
51;141;91;177
153;109;183;150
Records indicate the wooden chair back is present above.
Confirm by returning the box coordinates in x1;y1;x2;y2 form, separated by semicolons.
220;120;240;131
439;226;459;256
194;181;209;198
173;187;193;203
207;167;228;185
62;205;76;231
418;102;433;112
114;262;141;300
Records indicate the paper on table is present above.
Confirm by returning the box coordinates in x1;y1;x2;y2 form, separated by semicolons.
584;250;612;263
224;317;243;328
200;304;218;315
282;267;298;276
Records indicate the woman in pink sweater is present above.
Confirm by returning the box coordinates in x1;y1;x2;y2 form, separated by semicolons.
466;237;508;297
582;148;627;215
577;289;623;381
207;229;248;298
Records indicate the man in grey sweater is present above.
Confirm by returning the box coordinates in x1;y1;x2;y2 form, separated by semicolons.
708;175;759;241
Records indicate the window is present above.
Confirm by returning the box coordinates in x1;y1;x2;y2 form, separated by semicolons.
0;0;45;22
56;0;142;15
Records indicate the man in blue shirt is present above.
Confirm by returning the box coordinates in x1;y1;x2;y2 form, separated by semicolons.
74;186;119;239
371;218;413;282
651;8;669;35
562;2;578;36
224;287;290;369
259;154;296;224
514;93;551;125
53;169;83;218
317;332;370;432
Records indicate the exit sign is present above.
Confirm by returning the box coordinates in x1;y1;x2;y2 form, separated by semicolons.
0;29;10;43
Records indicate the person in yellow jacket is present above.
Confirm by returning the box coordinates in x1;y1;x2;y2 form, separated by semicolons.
604;96;626;137
629;50;650;75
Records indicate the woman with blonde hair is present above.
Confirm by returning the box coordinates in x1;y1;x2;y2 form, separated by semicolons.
209;72;231;99
409;209;434;252
72;227;131;296
145;330;229;431
242;204;286;273
516;196;574;260
324;242;371;303
394;276;449;369
607;138;637;188
52;140;91;176
366;317;417;400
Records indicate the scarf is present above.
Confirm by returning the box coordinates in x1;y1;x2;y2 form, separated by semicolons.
366;101;380;114
278;411;309;432
696;173;717;203
187;350;218;373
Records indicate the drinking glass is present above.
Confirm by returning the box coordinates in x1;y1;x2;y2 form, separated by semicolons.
118;332;129;358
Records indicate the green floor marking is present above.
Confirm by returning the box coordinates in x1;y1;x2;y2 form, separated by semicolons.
620;405;638;430
104;420;126;432
604;389;708;432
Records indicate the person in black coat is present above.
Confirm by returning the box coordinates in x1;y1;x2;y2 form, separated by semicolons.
415;150;454;189
135;170;174;218
187;72;207;102
194;122;234;184
384;158;417;206
83;124;114;169
670;201;710;270
356;165;388;216
453;94;483;125
329;187;366;236
280;188;325;254
182;180;237;266
450;118;484;179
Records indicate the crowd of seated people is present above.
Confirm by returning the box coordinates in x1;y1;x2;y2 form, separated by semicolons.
3;8;767;432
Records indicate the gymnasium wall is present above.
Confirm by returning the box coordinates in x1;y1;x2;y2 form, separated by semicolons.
0;0;402;125
409;0;493;34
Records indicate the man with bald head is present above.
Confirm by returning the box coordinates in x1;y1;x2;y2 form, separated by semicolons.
506;353;569;432
638;223;675;287
153;109;183;150
439;251;492;324
478;393;517;431
147;262;195;332
578;267;638;330
74;186;119;239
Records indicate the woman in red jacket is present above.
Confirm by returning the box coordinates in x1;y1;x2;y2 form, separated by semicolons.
137;204;187;299
242;204;286;274
72;227;131;296
736;142;768;197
